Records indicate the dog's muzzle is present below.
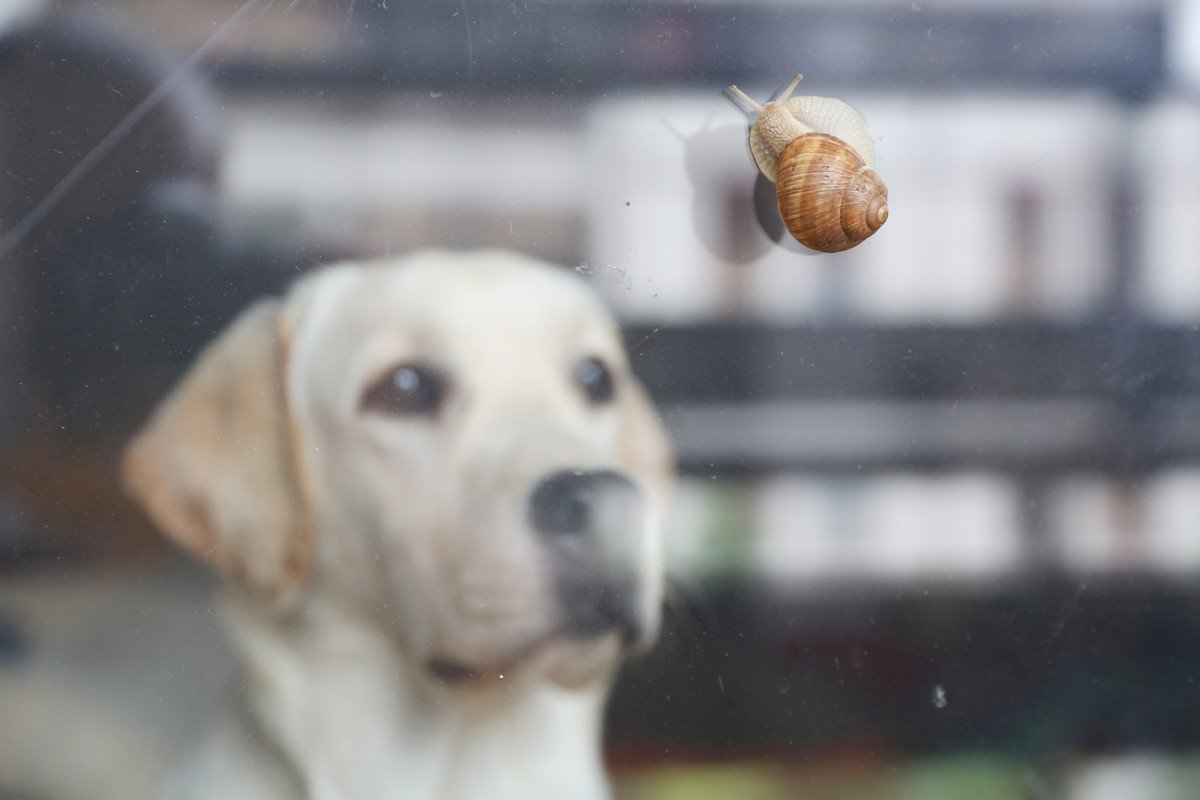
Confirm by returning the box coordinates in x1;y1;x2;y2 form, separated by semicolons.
528;469;648;643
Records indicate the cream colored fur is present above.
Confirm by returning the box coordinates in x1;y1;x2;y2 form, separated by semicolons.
123;250;673;800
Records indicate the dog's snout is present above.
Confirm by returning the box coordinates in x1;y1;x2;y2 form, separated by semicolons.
528;469;641;540
563;579;643;642
529;470;650;642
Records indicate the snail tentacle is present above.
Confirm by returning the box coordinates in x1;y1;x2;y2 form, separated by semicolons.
722;84;762;116
770;73;804;102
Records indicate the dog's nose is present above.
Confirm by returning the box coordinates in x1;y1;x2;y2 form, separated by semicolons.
529;470;648;640
528;469;641;540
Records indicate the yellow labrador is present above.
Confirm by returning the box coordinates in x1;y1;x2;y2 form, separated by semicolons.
123;250;673;800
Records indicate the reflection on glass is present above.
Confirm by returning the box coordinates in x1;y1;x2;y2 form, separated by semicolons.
2;2;1199;799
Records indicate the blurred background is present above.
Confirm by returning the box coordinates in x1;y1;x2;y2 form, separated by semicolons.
3;0;1200;797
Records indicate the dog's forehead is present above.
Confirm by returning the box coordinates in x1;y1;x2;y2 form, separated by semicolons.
289;252;623;371
371;255;604;327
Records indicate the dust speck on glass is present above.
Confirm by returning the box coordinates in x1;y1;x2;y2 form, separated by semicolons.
1;1;1199;799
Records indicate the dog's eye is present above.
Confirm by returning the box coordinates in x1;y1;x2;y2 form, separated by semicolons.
576;357;615;405
362;363;447;416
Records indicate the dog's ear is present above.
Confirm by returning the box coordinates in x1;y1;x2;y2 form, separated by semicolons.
122;299;312;610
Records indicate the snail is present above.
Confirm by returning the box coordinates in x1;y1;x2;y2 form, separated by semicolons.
723;74;888;253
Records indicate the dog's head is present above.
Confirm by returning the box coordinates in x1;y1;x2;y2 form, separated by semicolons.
123;250;673;691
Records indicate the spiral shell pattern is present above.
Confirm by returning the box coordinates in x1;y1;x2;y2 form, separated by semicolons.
775;132;889;253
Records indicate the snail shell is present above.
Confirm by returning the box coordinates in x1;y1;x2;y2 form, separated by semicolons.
724;75;888;253
777;133;889;253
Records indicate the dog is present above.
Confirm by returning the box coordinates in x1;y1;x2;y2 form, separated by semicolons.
122;250;674;800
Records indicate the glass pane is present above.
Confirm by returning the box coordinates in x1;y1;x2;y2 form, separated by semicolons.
2;2;1197;799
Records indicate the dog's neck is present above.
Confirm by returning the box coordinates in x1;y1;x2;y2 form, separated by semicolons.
222;593;613;800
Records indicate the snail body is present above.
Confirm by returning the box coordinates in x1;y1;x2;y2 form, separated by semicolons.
725;75;888;253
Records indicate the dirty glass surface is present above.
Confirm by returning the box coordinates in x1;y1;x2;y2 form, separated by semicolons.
2;1;1200;798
